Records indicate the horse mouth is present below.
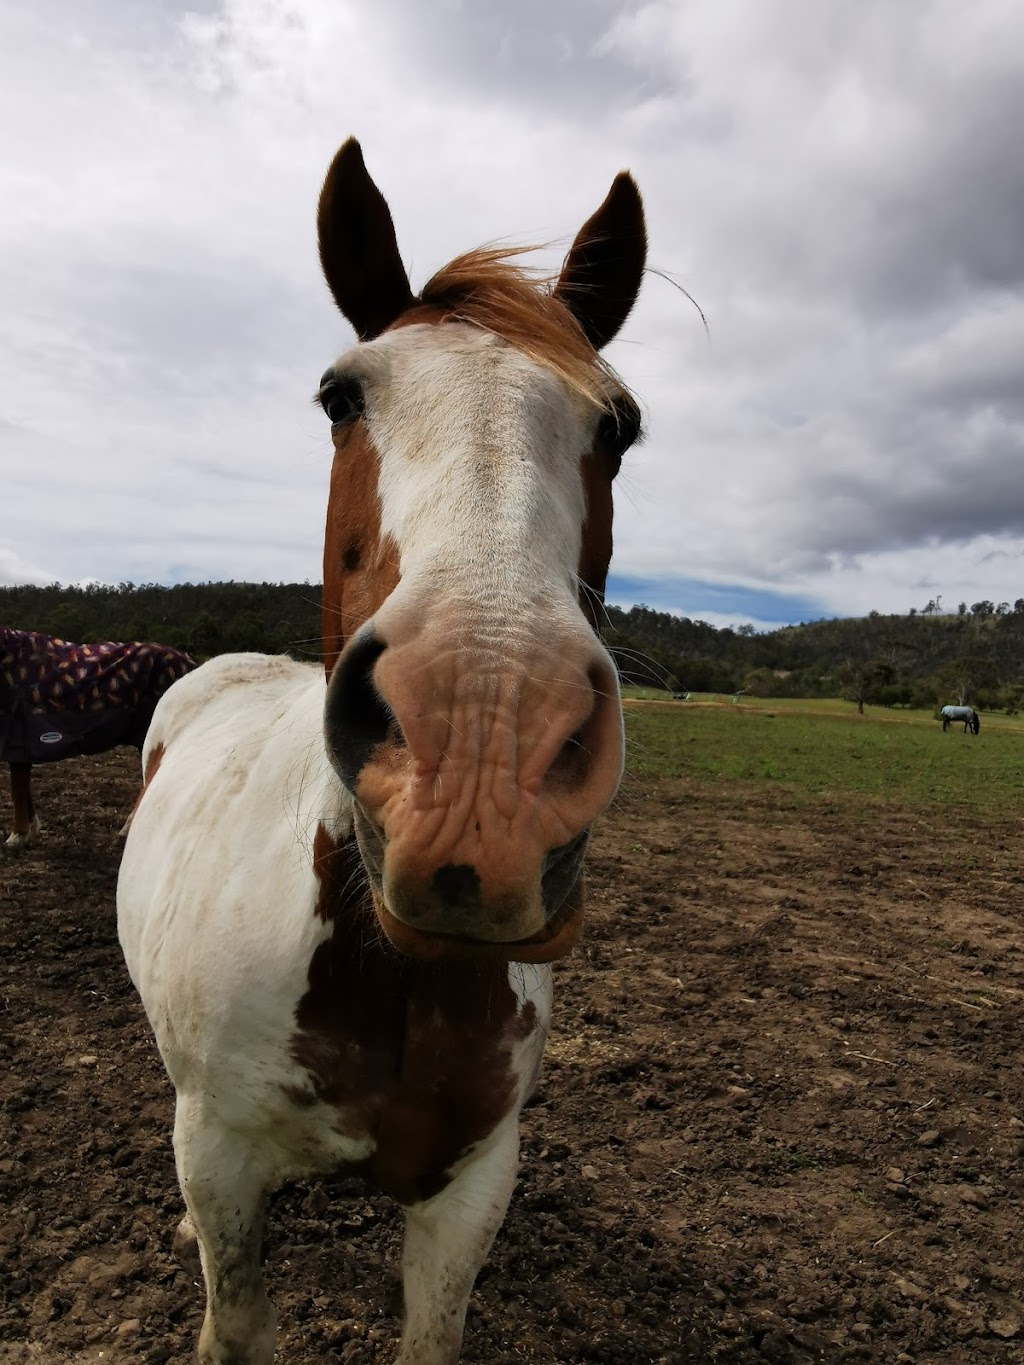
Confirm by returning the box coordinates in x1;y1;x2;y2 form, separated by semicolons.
351;807;588;963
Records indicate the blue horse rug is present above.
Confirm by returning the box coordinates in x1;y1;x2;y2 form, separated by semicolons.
0;628;196;764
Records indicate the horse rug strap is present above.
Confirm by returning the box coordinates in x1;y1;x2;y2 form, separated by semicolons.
0;629;193;764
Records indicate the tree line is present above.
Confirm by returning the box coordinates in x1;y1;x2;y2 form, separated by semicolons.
0;581;324;665
604;601;1024;713
2;582;1023;712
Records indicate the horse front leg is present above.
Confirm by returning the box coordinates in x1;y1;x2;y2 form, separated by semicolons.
173;1096;276;1365
396;1118;520;1365
5;762;39;848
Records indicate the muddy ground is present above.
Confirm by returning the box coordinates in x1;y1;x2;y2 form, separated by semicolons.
2;750;1023;1364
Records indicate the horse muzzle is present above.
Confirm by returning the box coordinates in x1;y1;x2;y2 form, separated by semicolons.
351;806;588;963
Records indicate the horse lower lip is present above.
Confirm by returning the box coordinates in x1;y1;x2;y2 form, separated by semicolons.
372;889;584;963
541;831;589;916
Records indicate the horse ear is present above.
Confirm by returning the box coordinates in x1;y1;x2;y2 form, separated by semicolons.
554;172;647;351
318;139;415;341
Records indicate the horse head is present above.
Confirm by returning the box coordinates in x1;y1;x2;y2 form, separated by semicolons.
316;140;646;964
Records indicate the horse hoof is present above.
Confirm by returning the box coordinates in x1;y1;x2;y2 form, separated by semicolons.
172;1214;201;1274
5;817;41;851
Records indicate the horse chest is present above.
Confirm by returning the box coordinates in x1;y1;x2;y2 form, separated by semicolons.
290;851;539;1203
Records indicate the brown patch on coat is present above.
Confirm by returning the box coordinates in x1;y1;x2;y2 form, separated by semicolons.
578;451;615;630
121;741;166;835
144;741;166;787
290;823;537;1204
322;422;400;675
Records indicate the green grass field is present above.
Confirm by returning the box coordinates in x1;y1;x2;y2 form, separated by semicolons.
621;692;1024;814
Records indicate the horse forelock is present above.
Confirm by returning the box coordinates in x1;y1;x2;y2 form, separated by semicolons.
416;246;636;415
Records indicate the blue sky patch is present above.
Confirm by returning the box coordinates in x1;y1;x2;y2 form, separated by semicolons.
605;573;825;628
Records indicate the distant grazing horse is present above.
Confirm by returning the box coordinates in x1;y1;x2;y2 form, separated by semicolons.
941;704;981;735
118;138;646;1364
1;628;195;847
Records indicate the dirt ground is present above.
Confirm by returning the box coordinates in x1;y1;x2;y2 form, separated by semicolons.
2;751;1024;1364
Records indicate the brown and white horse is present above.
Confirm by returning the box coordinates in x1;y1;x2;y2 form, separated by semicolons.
117;139;646;1364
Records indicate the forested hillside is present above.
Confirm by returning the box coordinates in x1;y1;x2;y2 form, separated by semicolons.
605;600;1024;711
2;583;1023;711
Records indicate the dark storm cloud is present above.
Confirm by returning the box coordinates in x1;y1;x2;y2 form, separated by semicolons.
835;67;1024;313
813;428;1024;555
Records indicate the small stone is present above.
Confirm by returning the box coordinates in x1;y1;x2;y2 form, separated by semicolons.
885;1167;905;1184
116;1319;141;1337
917;1129;942;1148
957;1185;989;1210
78;1055;99;1066
581;1164;600;1180
303;1188;330;1216
893;1277;928;1302
989;1314;1021;1340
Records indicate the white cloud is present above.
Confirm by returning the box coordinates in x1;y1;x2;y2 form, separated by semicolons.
0;543;58;587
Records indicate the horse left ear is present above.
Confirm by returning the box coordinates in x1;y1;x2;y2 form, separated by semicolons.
554;172;647;351
318;138;415;341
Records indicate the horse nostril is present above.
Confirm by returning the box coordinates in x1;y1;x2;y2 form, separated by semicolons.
548;727;590;784
544;656;620;793
325;631;404;790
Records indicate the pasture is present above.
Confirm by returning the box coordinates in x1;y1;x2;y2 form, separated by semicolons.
2;698;1024;1363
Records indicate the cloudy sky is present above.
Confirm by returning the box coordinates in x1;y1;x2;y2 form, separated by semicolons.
2;0;1022;630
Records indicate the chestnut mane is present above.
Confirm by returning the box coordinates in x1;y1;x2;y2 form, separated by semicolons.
419;247;630;411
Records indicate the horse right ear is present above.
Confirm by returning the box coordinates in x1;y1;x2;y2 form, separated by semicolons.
554;172;647;352
318;139;415;341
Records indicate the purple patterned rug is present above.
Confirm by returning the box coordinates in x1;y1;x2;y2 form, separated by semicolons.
0;628;196;764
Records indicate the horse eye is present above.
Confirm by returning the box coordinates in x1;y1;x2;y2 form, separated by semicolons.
319;377;364;429
597;397;642;470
